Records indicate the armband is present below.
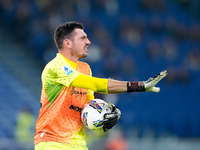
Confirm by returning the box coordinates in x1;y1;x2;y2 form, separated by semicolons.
127;82;145;92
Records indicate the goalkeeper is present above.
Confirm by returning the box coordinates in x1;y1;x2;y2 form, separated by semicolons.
34;22;167;150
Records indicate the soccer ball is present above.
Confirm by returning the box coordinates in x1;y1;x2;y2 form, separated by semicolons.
81;99;111;131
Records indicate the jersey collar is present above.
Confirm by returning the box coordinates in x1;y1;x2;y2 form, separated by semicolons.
58;53;78;69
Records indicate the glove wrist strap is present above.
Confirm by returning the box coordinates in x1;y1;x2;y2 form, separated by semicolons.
127;82;145;92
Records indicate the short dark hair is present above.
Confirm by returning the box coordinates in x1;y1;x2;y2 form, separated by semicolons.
54;22;84;49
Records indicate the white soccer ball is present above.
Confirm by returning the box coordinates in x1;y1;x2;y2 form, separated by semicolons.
81;99;111;131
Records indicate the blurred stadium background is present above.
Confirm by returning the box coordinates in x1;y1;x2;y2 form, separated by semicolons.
0;0;200;149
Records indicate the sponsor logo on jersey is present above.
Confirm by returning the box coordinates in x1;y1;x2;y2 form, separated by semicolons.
69;105;82;112
63;66;73;75
70;87;87;96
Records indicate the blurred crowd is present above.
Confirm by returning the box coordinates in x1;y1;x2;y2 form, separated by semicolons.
0;0;200;81
0;0;200;147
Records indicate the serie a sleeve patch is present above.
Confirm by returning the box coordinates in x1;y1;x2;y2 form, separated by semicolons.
62;66;73;75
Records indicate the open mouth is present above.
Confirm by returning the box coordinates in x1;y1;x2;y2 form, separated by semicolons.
85;44;89;50
84;46;88;51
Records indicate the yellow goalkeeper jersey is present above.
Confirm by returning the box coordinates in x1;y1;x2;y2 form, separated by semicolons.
34;53;93;147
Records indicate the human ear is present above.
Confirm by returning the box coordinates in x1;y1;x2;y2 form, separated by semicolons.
63;39;72;48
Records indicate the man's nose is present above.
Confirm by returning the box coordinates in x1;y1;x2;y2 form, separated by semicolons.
87;38;91;45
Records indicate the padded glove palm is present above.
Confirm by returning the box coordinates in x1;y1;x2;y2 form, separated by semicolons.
103;103;121;132
144;70;167;92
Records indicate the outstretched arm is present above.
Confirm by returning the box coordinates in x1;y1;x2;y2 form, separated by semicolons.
71;70;167;94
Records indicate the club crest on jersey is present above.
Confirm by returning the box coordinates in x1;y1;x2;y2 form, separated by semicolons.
63;66;73;75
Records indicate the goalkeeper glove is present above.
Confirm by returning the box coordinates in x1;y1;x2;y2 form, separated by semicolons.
127;70;167;93
144;70;167;92
103;103;121;132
